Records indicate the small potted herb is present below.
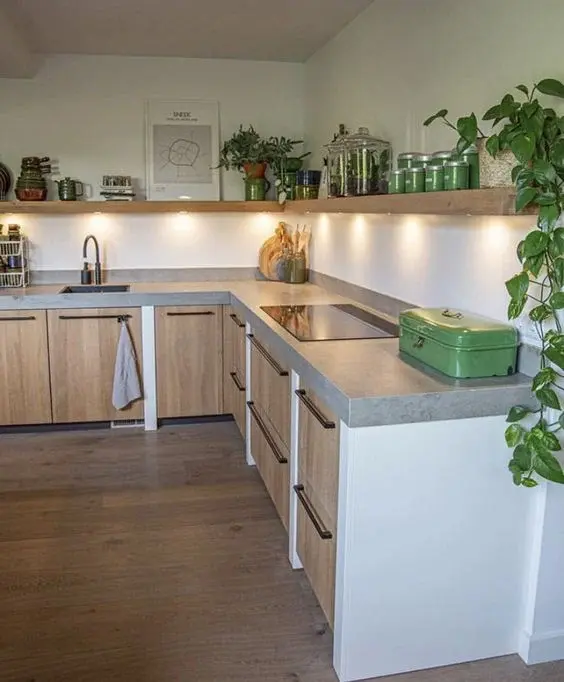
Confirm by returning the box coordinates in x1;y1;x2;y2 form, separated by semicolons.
217;125;272;200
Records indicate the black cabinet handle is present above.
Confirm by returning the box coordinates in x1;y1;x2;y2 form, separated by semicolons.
248;401;288;464
59;314;131;321
247;334;288;377
230;312;245;328
0;316;36;322
166;311;214;316
295;389;335;429
294;484;333;540
230;371;245;392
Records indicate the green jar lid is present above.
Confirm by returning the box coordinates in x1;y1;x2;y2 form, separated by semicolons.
391;169;405;176
460;144;478;154
432;150;454;160
419;154;433;162
398;152;424;160
406;166;425;174
444;160;469;168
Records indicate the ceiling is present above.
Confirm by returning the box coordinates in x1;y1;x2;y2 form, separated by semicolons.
0;0;374;77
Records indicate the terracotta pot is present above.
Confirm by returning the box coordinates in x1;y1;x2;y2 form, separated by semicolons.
242;162;267;179
15;187;47;201
477;137;515;188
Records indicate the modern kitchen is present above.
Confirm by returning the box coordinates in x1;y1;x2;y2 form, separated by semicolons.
1;1;564;681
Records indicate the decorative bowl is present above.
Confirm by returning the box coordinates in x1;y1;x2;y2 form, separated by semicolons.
15;188;47;201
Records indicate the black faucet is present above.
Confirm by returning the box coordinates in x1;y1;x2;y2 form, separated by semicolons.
82;234;102;285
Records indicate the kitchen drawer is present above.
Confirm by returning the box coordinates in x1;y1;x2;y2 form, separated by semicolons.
228;367;246;438
249;332;291;451
249;399;289;531
296;383;339;626
229;307;246;377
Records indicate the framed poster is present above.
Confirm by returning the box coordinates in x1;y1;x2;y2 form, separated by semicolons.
145;100;220;201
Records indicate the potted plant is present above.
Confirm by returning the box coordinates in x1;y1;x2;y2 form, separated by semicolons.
430;79;564;487
218;125;272;200
266;135;310;203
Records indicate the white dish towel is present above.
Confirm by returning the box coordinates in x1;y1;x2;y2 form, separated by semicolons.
112;319;142;410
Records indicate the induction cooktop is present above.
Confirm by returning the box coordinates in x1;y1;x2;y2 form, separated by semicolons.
260;304;399;342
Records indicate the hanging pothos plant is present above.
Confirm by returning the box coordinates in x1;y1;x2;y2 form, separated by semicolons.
426;78;564;488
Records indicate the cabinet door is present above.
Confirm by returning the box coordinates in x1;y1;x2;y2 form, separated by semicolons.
223;306;246;438
156;305;223;418
250;333;290;450
48;308;143;423
296;384;340;626
0;310;52;425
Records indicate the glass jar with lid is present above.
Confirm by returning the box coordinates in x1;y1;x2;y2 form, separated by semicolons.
325;126;391;197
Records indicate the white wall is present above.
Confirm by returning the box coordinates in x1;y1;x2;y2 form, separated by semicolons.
304;0;564;322
0;54;302;270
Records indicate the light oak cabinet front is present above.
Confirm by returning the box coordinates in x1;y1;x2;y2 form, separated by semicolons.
223;306;246;437
296;384;340;626
47;308;143;423
156;305;223;418
0;310;52;426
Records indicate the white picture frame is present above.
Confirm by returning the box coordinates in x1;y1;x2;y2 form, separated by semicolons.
145;99;220;201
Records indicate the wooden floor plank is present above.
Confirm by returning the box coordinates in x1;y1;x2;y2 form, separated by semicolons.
0;422;562;682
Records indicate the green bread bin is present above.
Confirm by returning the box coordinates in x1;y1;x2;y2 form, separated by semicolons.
399;308;518;378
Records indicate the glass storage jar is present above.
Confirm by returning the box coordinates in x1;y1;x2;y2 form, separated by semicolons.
405;167;425;193
425;165;445;192
325;126;391;197
429;150;454;166
397;153;425;170
389;169;405;194
459;144;480;189
444;160;470;190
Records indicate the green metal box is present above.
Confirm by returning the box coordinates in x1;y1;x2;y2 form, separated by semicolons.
399;308;518;378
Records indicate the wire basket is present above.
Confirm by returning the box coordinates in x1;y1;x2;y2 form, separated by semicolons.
0;238;30;288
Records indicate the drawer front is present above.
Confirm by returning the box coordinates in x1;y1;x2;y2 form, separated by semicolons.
229;368;246;438
250;333;290;451
229;308;246;377
296;484;336;626
249;399;289;530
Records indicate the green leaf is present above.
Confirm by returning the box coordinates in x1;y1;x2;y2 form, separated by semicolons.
552;228;564;253
532;367;557;391
507;405;533;422
512;164;524;183
551;292;564;309
533;159;557;183
537;78;564;99
537;192;557;206
423;109;448;126
546;331;564;348
505;271;530;299
516;84;529;97
508;297;526;319
505;424;525;447
483;105;501;121
522;101;539;118
541;430;562;452
553;258;564;288
511;133;536;164
456;136;471;156
536;387;561;410
509;460;523;485
534;451;564;484
524;254;544;277
485;134;499;158
515;187;538;212
516;240;525;263
514;444;532;470
545;346;564;370
550;138;564;167
559;412;564;429
522;231;549;257
457;113;478;143
521;476;539;487
538;203;560;230
529;304;552;322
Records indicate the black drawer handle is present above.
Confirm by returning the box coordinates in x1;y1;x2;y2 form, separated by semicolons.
294;484;333;540
230;371;246;392
295;389;335;429
230;312;245;328
166;311;215;316
0;316;36;322
59;314;131;321
247;334;288;377
248;401;288;464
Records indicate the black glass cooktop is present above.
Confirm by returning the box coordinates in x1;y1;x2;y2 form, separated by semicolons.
260;304;399;342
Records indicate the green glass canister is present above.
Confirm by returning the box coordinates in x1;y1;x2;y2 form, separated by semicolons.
429;150;454;167
425;165;445;192
444;160;469;190
389;169;405;194
459;144;480;189
397;153;425;170
405;166;425;193
418;154;433;168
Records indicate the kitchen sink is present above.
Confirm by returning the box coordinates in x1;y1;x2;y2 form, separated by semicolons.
59;284;130;294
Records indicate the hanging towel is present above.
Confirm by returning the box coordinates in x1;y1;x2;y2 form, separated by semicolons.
112;319;142;410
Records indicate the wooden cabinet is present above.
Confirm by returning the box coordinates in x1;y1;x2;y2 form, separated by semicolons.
156;305;223;418
296;384;340;626
48;308;143;423
249;400;289;529
250;332;291;450
0;310;52;426
223;306;246;437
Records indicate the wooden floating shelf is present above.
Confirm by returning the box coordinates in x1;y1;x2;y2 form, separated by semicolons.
0;189;532;217
286;188;531;216
0;200;283;215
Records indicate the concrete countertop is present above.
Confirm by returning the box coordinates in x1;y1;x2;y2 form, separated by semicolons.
0;280;532;428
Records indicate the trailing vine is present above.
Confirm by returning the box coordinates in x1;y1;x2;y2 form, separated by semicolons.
426;79;564;487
